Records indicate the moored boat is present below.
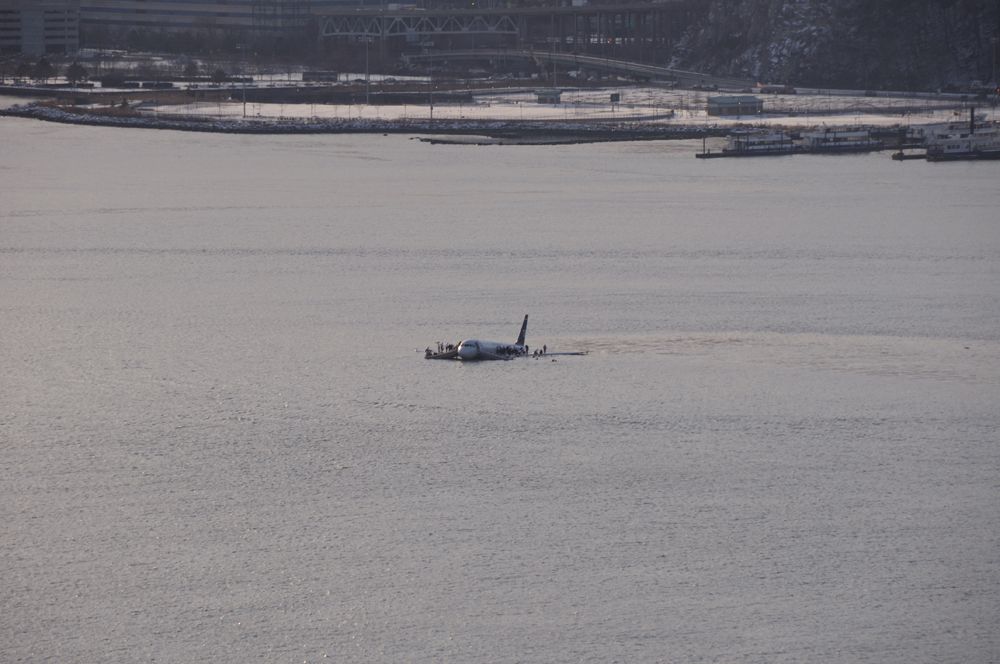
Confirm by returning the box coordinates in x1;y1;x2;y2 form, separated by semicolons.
695;130;799;158
801;127;883;153
916;108;1000;161
925;123;1000;161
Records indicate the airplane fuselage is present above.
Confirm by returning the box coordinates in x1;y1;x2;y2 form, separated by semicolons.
456;339;525;361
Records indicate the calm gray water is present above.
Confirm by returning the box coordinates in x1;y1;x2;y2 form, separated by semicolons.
2;117;999;663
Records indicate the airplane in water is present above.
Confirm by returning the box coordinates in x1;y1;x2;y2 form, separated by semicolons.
425;315;586;361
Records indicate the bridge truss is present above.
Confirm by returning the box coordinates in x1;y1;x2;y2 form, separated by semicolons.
314;0;723;83
319;12;521;39
317;2;693;55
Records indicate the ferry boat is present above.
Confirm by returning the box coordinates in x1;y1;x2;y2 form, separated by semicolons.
800;127;883;153
695;130;799;158
924;121;1000;161
908;111;990;143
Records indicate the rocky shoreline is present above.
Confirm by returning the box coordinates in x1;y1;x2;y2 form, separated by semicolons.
1;102;724;143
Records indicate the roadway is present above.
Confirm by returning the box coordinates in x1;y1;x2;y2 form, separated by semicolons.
407;49;753;89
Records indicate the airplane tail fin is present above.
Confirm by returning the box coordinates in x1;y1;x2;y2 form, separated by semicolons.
516;315;528;346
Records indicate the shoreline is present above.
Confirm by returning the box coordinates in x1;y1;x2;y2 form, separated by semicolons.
5;97;977;147
4;79;989;145
0;102;757;143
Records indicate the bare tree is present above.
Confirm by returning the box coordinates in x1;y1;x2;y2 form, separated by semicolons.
33;58;56;83
15;61;31;82
66;61;89;86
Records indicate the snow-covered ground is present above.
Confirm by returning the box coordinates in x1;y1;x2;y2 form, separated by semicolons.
142;85;995;129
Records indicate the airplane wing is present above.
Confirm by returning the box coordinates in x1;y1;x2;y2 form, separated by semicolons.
480;350;517;361
424;349;460;359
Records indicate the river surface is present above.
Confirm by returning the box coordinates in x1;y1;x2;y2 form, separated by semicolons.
2;117;999;663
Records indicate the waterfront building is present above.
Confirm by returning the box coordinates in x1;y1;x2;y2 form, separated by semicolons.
0;0;79;56
535;88;561;104
707;95;763;116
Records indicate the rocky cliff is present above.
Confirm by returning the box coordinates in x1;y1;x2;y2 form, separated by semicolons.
670;0;1000;90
